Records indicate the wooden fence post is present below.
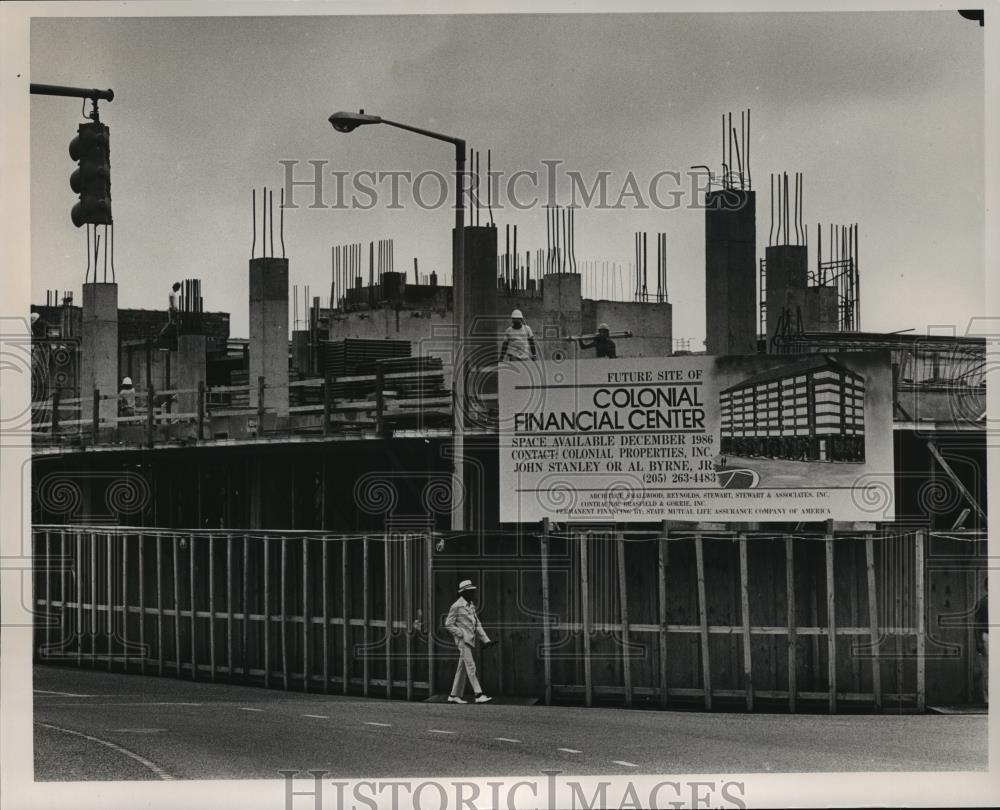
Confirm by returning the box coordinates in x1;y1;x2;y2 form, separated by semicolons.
657;524;669;709
541;518;552;706
785;536;797;713
739;533;754;711
915;529;926;712
581;532;592;708
825;530;837;713
616;532;632;708
694;534;712;710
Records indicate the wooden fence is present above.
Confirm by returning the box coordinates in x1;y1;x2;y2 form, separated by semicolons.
32;524;986;711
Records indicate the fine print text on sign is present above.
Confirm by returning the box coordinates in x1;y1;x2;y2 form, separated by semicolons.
498;353;894;523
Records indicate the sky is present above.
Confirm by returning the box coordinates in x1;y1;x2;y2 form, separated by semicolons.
29;11;985;343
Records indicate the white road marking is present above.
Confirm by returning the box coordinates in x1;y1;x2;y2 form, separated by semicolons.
612;760;638;768
428;729;456;735
302;714;329;719
364;721;392;727
558;748;582;754
34;689;94;698
110;728;166;734
239;707;264;712
35;721;174;780
495;737;521;743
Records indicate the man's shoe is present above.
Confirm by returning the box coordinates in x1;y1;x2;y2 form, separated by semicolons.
447;695;467;704
474;694;492;704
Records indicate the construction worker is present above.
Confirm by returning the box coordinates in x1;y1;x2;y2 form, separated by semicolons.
575;322;618;358
158;282;182;346
444;579;495;704
118;377;136;417
498;309;537;362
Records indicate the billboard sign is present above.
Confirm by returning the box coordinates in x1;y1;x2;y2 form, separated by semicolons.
498;352;894;523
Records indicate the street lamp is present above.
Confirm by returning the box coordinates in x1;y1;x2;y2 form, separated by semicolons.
328;110;468;532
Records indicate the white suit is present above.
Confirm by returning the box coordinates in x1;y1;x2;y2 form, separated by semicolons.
444;595;490;696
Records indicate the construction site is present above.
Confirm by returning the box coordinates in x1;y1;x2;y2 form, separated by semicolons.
29;106;988;715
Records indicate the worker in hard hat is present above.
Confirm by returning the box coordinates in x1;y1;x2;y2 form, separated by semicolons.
575;323;618;358
498;309;537;362
118;376;136;418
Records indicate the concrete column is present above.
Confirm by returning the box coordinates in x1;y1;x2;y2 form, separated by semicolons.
705;189;756;355
765;244;808;342
804;286;839;332
80;282;118;424
543;272;582;359
461;225;500;364
249;257;289;417
176;333;207;416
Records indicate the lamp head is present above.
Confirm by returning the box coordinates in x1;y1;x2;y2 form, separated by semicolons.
328;109;382;133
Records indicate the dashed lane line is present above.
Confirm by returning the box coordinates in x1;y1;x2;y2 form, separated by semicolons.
495;737;521;743
612;760;638;768
239;707;264;712
428;729;457;735
34;689;94;698
558;748;582;754
302;714;329;719
35;721;175;780
364;722;392;727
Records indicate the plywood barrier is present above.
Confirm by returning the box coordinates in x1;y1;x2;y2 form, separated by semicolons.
31;525;984;710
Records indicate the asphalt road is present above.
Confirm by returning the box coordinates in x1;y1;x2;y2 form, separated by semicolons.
33;664;986;781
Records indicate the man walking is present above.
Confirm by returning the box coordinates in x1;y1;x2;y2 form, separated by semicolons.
444;579;494;704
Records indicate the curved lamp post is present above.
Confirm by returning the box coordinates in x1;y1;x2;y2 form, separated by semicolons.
328;110;468;531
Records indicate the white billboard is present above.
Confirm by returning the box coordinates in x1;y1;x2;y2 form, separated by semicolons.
498;353;895;523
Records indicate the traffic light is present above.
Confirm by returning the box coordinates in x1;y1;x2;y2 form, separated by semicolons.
69;122;112;227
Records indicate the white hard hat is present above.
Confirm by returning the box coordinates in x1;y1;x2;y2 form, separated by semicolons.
122;377;133;386
511;309;523;319
598;323;610;331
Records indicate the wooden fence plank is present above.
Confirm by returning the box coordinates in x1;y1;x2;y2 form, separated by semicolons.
264;535;271;688
242;535;249;677
342;539;350;696
363;536;370;697
106;532;113;671
658;526;669;709
915;529;926;712
189;534;197;680
541;519;552;706
616;532;632;708
209;534;216;681
404;534;413;701
826;534;837;714
281;537;289;690
322;538;329;693
139;533;146;675
173;536;181;676
226;536;233;678
303;537;310;692
739;534;754;711
785;537;796;713
121;532;127;671
156;534;163;675
425;533;434;698
694;535;712;710
581;532;592;708
385;535;392;699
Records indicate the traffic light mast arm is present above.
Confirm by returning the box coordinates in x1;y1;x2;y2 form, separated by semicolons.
30;84;113;102
31;84;113;121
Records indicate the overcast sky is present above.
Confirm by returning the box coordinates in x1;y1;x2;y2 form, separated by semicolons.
30;11;984;342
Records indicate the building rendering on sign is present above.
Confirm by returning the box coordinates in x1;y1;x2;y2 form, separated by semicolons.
719;355;866;462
